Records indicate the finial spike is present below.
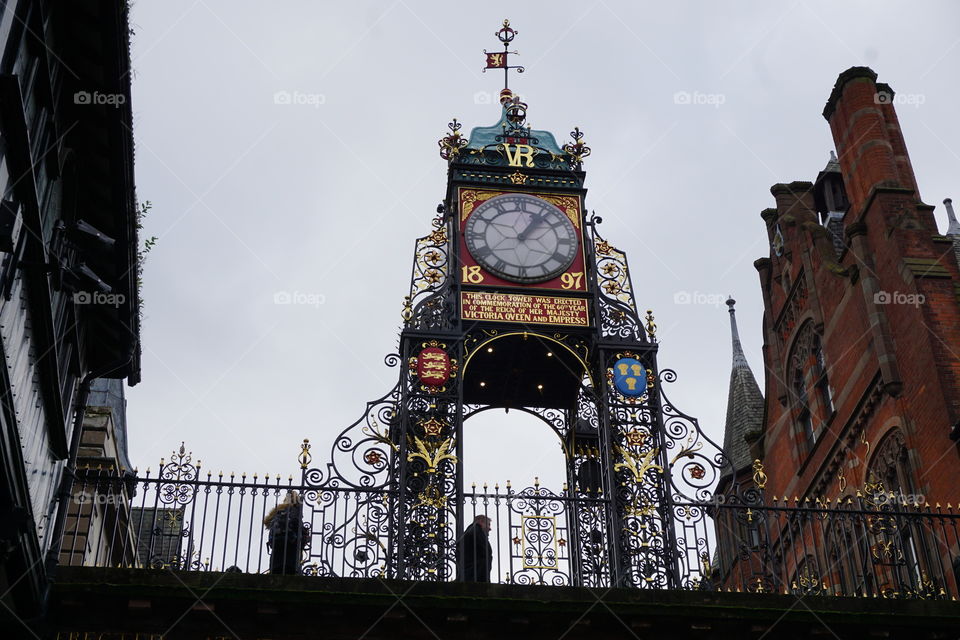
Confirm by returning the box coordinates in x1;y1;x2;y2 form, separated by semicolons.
726;297;749;369
483;19;524;92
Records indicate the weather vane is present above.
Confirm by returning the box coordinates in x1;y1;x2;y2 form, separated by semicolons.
483;19;525;92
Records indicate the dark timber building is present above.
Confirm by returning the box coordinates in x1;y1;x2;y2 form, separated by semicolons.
0;0;140;627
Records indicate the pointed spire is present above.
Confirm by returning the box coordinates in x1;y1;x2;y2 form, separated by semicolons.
824;150;840;172
721;297;765;475
944;198;960;236
727;297;749;370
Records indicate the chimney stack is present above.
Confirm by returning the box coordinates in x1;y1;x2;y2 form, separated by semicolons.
822;67;920;216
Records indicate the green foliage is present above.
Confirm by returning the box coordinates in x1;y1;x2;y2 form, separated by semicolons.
136;200;157;322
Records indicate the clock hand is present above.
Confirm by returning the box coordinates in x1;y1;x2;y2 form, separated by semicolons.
517;212;545;241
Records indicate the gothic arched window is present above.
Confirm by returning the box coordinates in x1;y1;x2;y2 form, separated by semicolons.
865;428;935;594
793;364;814;449
812;334;835;417
867;429;912;495
788;322;830;454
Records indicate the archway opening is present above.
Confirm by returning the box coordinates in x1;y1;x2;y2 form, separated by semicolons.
461;408;571;584
462;332;588;410
461;407;568;492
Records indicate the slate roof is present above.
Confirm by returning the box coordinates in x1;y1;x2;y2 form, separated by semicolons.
721;298;764;474
87;377;134;473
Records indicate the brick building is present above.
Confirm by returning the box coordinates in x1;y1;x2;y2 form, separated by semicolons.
721;66;960;593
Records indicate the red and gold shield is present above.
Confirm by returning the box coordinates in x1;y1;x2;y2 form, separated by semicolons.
417;347;450;386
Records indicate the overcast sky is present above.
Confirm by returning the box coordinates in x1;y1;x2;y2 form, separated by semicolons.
124;1;960;492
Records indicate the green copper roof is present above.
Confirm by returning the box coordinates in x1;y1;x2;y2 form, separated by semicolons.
465;103;564;155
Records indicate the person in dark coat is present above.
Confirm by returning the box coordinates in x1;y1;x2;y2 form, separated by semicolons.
263;490;309;575
459;515;492;582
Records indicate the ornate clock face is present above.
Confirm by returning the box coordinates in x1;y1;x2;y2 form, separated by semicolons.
464;193;579;284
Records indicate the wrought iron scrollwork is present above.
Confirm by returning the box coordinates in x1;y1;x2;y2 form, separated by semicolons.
302;364;401;491
589;223;645;342
438;119;468;161
406;217;455;331
657;370;728;504
158;443;199;505
299;355;403;578
562;127;591;170
399;395;460;581
507;484;569;586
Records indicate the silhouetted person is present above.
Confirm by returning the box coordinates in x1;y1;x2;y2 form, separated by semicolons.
460;515;492;582
263;490;309;575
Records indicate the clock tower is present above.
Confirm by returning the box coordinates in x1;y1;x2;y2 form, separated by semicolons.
303;20;724;589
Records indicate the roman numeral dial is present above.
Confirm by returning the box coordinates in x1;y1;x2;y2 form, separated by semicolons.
464;193;579;284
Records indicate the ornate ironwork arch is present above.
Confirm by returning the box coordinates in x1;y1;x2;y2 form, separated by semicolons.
462;404;569;454
461;330;596;389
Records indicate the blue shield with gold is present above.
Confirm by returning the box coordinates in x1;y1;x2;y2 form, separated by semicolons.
613;357;647;397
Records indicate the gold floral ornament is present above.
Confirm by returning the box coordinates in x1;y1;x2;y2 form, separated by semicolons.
562;127;592;169
427;218;447;245
420;417;445;438
603;281;622;295
668;438;703;467
509;170;527;185
424;250;442;265
438;118;468;161
407;436;457;473
614;445;663;483
595;239;612;256
415;484;447;509
364;450;383;466
625;430;647;448
401;295;413;323
601;262;619;276
424;269;442;284
362;418;399;453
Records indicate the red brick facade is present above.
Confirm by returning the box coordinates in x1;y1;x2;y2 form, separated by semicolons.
753;67;960;507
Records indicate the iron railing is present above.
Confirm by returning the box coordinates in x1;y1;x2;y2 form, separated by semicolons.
55;460;960;599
